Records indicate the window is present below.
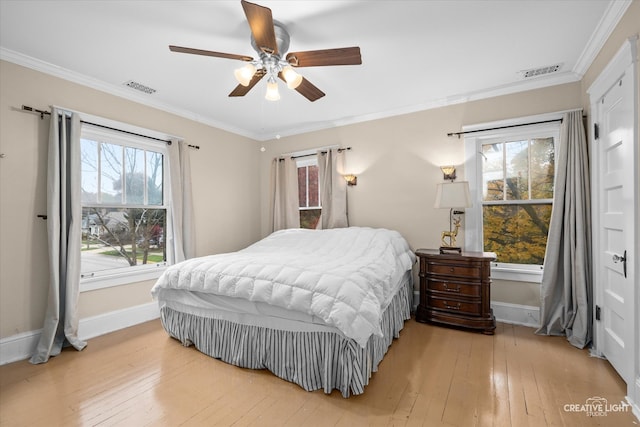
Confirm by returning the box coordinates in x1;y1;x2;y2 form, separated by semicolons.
297;158;321;228
481;136;554;264
80;125;170;289
465;116;560;282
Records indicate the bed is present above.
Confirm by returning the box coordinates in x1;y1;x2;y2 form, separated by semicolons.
151;226;416;397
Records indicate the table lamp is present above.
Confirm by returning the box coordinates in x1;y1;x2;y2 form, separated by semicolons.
434;180;471;254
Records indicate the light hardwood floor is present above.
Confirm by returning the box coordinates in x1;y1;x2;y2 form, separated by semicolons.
1;319;637;426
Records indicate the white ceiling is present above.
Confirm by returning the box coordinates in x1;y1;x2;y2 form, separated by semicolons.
0;1;630;141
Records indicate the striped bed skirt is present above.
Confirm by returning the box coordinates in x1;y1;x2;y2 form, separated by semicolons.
159;278;412;397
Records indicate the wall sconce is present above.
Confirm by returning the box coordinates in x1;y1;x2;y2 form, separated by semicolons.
344;174;358;186
440;165;456;181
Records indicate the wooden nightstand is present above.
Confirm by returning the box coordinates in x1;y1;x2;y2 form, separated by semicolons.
415;249;497;335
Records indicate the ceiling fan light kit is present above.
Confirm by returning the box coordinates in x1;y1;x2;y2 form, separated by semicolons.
170;0;362;102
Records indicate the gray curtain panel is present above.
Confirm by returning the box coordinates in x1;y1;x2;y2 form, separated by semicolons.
536;110;592;348
30;108;87;364
317;149;348;229
271;157;300;231
168;139;195;263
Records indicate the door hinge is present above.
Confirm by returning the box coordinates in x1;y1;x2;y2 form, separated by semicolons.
594;123;599;140
595;305;601;321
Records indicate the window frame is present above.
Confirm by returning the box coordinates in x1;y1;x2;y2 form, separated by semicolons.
296;156;322;229
78;117;174;292
463;113;561;283
296;157;321;211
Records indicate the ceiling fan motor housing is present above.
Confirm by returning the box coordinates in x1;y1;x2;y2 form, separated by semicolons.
250;20;290;57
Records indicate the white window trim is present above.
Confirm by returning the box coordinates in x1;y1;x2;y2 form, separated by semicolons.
296;156;321;210
463;111;565;283
76;111;177;292
80;265;167;292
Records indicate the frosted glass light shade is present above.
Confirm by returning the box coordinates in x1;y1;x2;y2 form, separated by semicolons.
234;63;257;86
265;80;281;101
434;181;472;208
282;65;303;89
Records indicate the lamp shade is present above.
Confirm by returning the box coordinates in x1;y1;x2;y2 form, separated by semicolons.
434;181;472;209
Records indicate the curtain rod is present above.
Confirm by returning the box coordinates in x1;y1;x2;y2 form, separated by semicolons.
447;118;564;138
21;105;200;150
279;147;351;161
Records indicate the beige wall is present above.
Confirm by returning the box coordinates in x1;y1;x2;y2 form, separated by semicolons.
0;61;261;338
258;82;583;306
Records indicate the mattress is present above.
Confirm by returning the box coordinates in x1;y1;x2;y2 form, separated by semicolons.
155;270;412;334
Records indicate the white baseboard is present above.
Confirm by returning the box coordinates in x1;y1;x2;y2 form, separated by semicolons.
0;299;539;361
0;330;42;366
491;301;540;328
78;301;160;340
0;302;160;366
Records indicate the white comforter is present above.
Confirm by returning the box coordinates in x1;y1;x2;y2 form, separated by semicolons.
151;227;416;347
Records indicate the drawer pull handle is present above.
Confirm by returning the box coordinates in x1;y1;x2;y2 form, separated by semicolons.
443;283;461;293
443;301;461;310
449;267;455;273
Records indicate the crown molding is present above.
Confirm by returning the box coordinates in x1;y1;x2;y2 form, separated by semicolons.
573;0;633;76
0;47;260;140
268;70;581;141
0;46;583;142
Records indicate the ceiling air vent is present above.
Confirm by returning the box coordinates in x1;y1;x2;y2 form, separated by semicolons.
124;80;156;94
522;63;562;79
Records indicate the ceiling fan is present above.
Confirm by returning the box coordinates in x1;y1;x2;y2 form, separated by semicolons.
169;0;362;102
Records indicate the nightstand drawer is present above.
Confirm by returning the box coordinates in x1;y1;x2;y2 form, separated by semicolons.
428;279;481;297
429;263;480;279
427;296;481;316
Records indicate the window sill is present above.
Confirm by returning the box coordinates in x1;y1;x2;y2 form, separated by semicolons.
491;264;543;284
80;266;166;292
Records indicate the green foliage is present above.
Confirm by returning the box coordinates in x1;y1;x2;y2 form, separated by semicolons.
483;204;551;264
482;137;555;265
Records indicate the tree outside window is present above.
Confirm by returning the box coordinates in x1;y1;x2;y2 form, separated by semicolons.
481;136;555;264
80;129;168;278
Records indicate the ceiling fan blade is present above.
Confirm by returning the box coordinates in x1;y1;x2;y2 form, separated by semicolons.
278;73;325;102
229;69;266;97
169;45;253;62
296;78;325;102
241;0;278;55
286;47;362;67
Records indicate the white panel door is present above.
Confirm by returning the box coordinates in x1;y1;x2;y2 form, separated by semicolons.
596;72;635;383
